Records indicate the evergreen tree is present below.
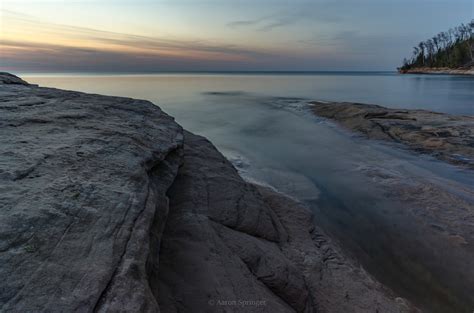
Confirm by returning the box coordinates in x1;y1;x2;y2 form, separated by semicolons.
399;20;473;71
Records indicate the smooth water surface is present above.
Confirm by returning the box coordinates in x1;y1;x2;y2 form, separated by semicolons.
24;72;474;312
24;71;474;115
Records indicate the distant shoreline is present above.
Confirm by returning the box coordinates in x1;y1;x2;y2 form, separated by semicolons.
398;67;474;76
18;69;474;78
17;70;397;77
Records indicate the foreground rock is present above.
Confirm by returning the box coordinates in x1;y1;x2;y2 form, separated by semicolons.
0;73;415;312
0;76;184;312
311;101;474;168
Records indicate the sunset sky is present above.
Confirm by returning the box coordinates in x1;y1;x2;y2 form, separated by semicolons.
1;0;472;72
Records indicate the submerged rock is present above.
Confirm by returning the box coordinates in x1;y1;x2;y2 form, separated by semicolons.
0;73;416;312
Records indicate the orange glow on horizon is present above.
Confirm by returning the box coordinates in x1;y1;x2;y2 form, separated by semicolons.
0;10;280;69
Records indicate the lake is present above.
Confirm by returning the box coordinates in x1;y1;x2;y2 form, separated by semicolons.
24;72;474;312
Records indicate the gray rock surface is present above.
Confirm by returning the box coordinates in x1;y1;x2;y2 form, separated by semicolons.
311;101;474;168
156;132;416;313
0;72;29;85
0;73;416;312
0;75;183;312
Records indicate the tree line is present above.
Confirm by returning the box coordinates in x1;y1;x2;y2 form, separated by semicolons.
400;20;473;70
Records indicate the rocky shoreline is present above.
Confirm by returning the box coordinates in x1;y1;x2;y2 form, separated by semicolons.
0;73;417;312
311;101;474;169
398;67;474;75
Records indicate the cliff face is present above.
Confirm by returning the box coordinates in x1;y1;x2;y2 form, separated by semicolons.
0;74;415;312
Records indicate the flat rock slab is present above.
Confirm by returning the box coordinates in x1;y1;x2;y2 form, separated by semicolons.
311;101;474;168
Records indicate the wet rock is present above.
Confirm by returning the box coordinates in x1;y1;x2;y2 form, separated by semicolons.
311;101;474;169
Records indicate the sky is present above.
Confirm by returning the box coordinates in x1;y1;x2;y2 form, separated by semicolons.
0;0;472;72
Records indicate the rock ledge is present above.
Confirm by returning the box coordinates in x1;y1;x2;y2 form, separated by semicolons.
311;101;474;169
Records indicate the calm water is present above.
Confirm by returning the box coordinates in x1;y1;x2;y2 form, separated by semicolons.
24;72;474;115
24;72;474;312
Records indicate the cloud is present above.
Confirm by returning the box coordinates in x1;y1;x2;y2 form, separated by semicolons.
227;5;341;32
227;11;306;32
0;9;275;72
0;39;264;72
227;19;264;28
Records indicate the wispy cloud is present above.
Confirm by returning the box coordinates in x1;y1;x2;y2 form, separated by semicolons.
0;10;274;72
227;7;340;32
228;12;302;32
227;18;265;28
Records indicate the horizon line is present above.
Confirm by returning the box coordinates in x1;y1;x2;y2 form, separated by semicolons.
15;70;398;77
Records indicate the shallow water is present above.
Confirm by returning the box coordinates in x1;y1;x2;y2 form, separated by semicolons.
24;73;474;312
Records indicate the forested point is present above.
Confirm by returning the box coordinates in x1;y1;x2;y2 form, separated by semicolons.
399;20;473;71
